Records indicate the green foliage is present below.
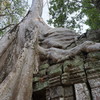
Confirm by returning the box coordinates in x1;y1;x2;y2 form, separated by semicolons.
48;0;100;33
82;0;100;30
0;0;28;35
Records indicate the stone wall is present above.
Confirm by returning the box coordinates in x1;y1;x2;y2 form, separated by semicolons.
33;51;100;100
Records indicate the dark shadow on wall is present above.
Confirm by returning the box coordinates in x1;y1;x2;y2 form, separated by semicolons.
32;89;46;100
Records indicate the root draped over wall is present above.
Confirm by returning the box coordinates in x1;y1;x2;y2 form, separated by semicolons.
0;0;100;100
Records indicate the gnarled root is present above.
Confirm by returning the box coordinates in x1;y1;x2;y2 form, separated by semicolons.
38;41;100;63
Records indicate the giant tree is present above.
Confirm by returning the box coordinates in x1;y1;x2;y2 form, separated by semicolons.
0;0;100;100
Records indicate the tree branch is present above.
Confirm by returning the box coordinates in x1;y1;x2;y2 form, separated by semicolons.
0;24;14;31
0;14;6;17
30;0;43;17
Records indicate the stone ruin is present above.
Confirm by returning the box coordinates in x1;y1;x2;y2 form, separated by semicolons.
32;30;100;100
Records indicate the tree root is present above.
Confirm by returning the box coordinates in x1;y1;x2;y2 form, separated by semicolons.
38;41;100;63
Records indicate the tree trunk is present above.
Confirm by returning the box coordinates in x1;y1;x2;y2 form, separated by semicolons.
0;0;100;100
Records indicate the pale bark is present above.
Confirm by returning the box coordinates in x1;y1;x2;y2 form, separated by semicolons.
38;41;100;62
0;0;100;100
0;0;43;99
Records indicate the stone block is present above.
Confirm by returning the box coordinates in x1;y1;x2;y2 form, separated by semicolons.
52;97;65;100
48;64;62;77
39;63;49;70
50;86;64;99
64;96;74;100
75;83;90;100
46;89;50;100
63;56;84;73
88;52;100;60
88;78;100;88
73;56;84;68
39;69;47;76
49;76;61;87
64;86;73;97
33;81;48;92
61;73;71;85
88;78;100;100
91;87;100;100
63;60;73;72
33;76;40;82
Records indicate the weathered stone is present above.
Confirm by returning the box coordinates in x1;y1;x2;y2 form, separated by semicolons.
52;97;64;100
91;88;100;100
62;67;86;85
48;64;62;77
73;56;84;68
64;97;74;100
50;86;64;99
88;78;100;100
39;63;49;70
64;86;74;97
46;89;50;100
39;69;47;76
75;83;90;100
49;76;61;87
61;73;70;85
63;56;84;72
87;30;100;42
33;76;40;82
33;81;48;92
85;60;100;79
33;52;100;100
88;52;100;60
88;78;100;88
59;97;64;100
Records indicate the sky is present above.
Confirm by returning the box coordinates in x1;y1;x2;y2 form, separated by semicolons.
27;0;89;33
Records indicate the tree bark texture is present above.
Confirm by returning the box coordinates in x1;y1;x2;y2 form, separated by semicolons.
0;0;100;100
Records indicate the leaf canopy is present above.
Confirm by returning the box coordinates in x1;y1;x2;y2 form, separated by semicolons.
0;0;28;35
48;0;100;33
